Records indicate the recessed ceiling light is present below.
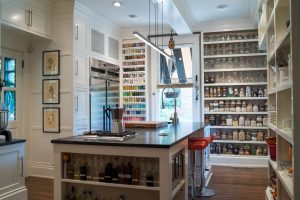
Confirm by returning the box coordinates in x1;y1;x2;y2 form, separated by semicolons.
128;14;138;19
217;4;228;10
113;1;122;7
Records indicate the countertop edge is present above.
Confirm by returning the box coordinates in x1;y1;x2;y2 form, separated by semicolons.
0;139;26;146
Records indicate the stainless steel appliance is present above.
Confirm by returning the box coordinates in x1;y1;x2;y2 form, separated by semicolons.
0;107;12;141
89;58;120;131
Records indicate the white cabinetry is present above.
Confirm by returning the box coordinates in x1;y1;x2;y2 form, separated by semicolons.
201;29;268;167
74;87;89;134
0;0;51;38
0;142;27;200
74;55;89;87
74;17;89;54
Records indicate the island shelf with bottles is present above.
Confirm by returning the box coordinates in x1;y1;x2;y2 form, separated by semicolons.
201;29;268;167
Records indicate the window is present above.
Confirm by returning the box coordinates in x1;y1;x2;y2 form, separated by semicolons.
158;47;193;122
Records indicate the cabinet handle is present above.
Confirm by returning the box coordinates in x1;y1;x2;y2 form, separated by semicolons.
76;60;79;76
30;9;32;27
75;25;79;40
26;10;31;26
19;156;24;177
76;96;79;112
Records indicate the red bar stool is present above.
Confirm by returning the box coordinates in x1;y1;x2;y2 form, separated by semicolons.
188;135;216;199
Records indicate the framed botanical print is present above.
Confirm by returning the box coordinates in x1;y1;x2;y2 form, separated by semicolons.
42;79;60;104
42;50;60;76
43;107;60;133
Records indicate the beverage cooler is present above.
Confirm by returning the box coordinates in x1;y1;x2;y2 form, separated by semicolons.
89;58;120;131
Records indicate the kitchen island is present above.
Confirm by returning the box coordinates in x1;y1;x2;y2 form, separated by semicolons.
51;122;208;200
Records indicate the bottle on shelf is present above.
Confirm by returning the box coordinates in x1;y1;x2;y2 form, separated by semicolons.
98;156;105;182
118;157;126;184
104;157;113;183
73;154;80;180
111;157;119;183
131;157;140;185
124;159;132;185
92;155;100;182
63;154;70;179
145;159;154;187
79;156;87;181
66;154;74;179
86;155;93;181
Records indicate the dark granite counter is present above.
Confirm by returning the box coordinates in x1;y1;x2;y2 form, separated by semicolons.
0;139;26;146
51;122;206;148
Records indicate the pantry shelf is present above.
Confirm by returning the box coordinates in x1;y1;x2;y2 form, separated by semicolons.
268;81;292;95
204;97;268;100
269;157;277;171
203;39;259;45
204;112;268;115
213;140;266;144
268;123;293;145
204;82;267;86
204;67;267;72
277;170;293;200
210;154;268;167
203;53;267;59
210;126;268;130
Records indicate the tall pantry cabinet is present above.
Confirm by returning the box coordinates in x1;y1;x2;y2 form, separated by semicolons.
260;0;300;199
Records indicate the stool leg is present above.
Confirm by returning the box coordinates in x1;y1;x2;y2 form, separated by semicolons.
189;150;196;199
196;148;216;197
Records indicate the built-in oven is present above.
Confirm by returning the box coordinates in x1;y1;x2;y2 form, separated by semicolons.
89;58;120;131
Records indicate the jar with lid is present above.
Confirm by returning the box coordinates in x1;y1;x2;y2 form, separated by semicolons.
215;115;221;126
245;118;251;126
232;117;239;126
236;100;241;112
252;88;258;97
233;145;239;155
213;87;217;97
241;101;247;112
221;132;227;140
251;132;257;141
253;104;259;112
258;88;264;97
257;130;264;141
209;88;214;97
213;100;219;112
226;115;233;126
209;115;215;125
256;116;263;127
204;103;210;112
247;103;253;112
239;88;245;97
234;87;239;97
256;147;263;156
209;102;214;112
228;144;234;154
239;115;245;126
250;119;256;127
239;149;245;155
219;100;225;112
224;101;230;112
246;86;251;97
217;87;222;97
205;116;210;124
230;101;236;112
263;116;268;126
228;132;233;140
228;87;234;97
222;87;227;97
204;76;210;84
222;145;228;154
245;132;251;141
216;143;221;154
221;116;227;126
233;130;239;140
239;130;246;141
204;87;209;98
216;131;221;140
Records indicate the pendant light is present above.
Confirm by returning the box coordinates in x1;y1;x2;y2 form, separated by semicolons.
167;29;176;76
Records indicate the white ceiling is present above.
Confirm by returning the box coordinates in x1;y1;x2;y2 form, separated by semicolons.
77;0;259;33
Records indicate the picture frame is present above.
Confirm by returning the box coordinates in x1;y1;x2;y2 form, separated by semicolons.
42;50;60;76
42;79;60;104
43;107;60;133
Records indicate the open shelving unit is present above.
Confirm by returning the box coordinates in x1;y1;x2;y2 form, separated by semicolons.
262;0;300;199
201;29;268;167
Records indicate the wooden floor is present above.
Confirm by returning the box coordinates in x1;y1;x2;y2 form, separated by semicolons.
26;166;267;200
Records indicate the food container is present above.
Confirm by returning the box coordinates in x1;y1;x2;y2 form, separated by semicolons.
239;88;245;97
205;87;209;97
230;101;236;112
221;132;227;140
247;103;253;112
222;145;228;154
233;87;239;97
257;130;264;141
256;147;263;156
246;86;251;97
253;104;259;112
232;117;239;126
209;115;215;125
239;130;245;141
227;132;233;140
251;132;258;141
204;104;210;112
263;116;268;126
215;115;221;126
233;145;239;155
221;116;227;126
250;119;256;127
239;115;245;126
226;115;233;126
246;132;251;141
236;100;241;112
219;100;225;112
224;101;230;112
233;130;239;140
245;118;251;126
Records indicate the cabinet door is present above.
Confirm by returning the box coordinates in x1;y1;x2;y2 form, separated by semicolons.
30;10;51;37
74;120;89;135
74;88;89;122
74;17;89;53
0;1;28;29
74;55;89;86
0;144;24;197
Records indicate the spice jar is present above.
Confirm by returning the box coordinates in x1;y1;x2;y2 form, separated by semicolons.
226;115;233;126
251;133;258;141
239;87;245;97
233;87;239;97
228;132;233;140
242;101;247;112
217;87;221;97
209;115;215;125
247;103;253;112
228;144;233;154
209;87;213;97
245;118;251;126
222;145;228;154
224;101;230;112
236;100;241;112
263;116;268;126
213;100;219;112
239;130;246;141
257;130;264;141
219;100;225;112
230;101;236;112
221;132;227;140
239;115;245;126
221;116;227;126
232;117;239;126
253;104;259;112
233;130;239;140
246;132;251;141
250;119;256;127
256;147;263;156
204;103;210;112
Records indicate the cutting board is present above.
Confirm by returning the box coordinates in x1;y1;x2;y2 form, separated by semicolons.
125;121;168;128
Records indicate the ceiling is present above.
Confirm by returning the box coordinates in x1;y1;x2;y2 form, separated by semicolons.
77;0;259;33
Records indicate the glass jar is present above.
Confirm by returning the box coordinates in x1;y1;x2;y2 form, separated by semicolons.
216;131;221;140
236;100;241;112
264;101;268;112
221;116;227;126
216;143;222;154
215;115;221;126
246;86;251;97
230;101;236;112
251;146;256;155
257;130;264;141
247;103;253;112
210;102;214;112
204;103;210;112
253;104;259;112
256;147;263;156
209;115;215;125
222;87;227;97
222;145;228;154
258;88;264;97
241;101;247;112
239;88;245;97
239;115;245;126
233;130;239;140
213;100;219;112
250;119;256;127
224;101;230;112
217;87;221;97
251;132;257;141
233;145;239;155
228;87;234;97
245;118;251;126
226;115;233;126
204;76;210;84
213;87;217;97
263;116;268;126
233;87;239;97
246;132;251;141
228;144;233;154
227;132;233;140
232;117;239;126
239;130;246;141
221;132;227;140
239;149;245;155
219;100;225;112
204;87;209;98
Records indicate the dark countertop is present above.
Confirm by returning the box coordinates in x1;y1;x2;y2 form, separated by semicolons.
51;122;206;148
0;139;26;146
